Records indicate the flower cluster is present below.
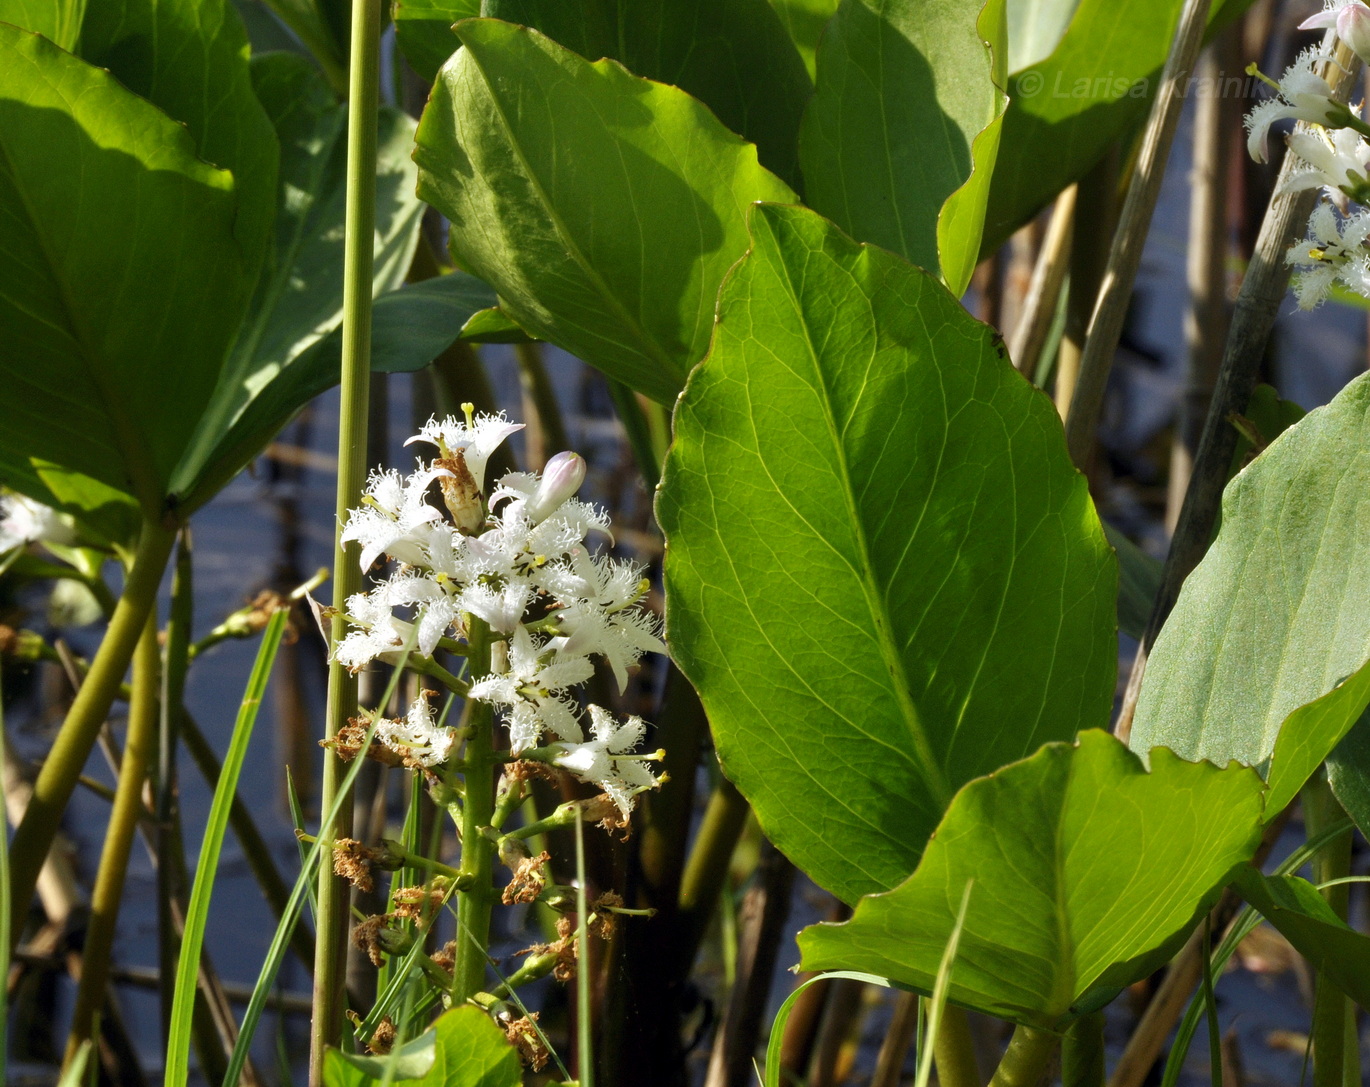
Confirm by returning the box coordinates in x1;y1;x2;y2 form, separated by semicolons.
333;408;664;816
1246;1;1370;307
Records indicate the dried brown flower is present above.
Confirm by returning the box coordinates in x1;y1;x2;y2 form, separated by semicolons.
333;838;384;893
503;1013;548;1071
391;884;446;922
366;1017;396;1055
351;915;394;967
502;850;551;905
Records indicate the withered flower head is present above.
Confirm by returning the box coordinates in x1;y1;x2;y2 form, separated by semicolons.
502;850;551;905
502;1013;548;1071
333;838;385;893
366;1017;397;1055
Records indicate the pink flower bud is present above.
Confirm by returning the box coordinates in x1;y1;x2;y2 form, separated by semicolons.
525;451;586;523
1301;3;1370;63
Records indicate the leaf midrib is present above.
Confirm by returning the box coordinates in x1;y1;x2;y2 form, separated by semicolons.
765;222;951;809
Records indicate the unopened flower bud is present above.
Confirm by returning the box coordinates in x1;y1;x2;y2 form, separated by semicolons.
524;451;586;524
1302;2;1370;65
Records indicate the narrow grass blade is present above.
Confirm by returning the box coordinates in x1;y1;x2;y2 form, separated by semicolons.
764;971;893;1087
165;607;290;1087
57;1040;91;1087
223;637;416;1086
914;881;973;1087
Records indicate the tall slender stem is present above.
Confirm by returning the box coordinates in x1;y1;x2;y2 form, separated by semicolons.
1114;36;1363;739
310;0;381;1078
1305;774;1357;1087
8;517;175;948
62;613;160;1070
1064;0;1213;469
453;619;496;1002
158;531;193;1042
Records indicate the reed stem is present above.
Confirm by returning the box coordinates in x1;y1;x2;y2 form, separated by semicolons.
310;0;381;1079
8;517;174;949
62;613;160;1071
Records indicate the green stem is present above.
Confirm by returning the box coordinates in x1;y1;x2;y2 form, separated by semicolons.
453;619;496;1003
932;1005;982;1087
311;0;381;1079
158;531;193;1044
989;1024;1059;1087
8;518;174;949
1304;774;1357;1087
677;776;750;959
61;613;160;1071
1062;1012;1105;1087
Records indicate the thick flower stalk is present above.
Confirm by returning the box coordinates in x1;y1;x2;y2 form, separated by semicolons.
1247;2;1370;307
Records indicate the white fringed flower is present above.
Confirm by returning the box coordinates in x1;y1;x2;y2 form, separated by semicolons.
1246;48;1343;163
1281;127;1370;205
1286;202;1370;308
553;706;663;817
341;464;451;571
467;625;595;752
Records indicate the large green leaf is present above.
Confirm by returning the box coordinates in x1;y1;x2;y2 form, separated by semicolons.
1130;372;1370;818
364;274;500;372
324;1007;522;1087
0;0;85;48
1233;869;1370;1009
1006;0;1079;72
798;731;1265;1026
78;0;278;282
658;203;1117;902
0;24;250;524
413;18;796;403
983;0;1253;253
480;0;813;188
170;54;424;508
799;0;1008;294
767;0;839;79
395;0;482;82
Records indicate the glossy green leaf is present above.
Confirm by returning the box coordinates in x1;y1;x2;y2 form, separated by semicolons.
983;0;1253;253
0;24;249;524
480;0;812;187
1130;372;1370;817
459;306;533;343
658;203;1117;902
1232;869;1370;1009
171;54;424;508
1006;0;1079;72
395;0;482;82
326;273;499;374
414;19;796;403
767;0;838;79
799;0;1008;293
0;0;85;49
798;731;1265;1026
78;0;278;281
324;1007;522;1087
